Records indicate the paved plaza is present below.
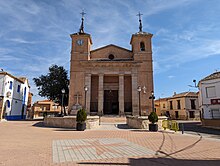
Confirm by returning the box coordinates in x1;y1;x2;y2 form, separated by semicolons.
0;118;220;166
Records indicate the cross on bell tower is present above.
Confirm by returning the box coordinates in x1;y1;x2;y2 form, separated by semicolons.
136;12;143;32
79;9;86;34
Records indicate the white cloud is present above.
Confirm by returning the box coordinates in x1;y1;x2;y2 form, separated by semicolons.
168;75;175;79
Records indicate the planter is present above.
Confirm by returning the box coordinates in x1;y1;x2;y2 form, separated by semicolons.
76;122;86;131
149;123;158;132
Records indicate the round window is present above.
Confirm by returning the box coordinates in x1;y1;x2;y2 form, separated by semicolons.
108;54;114;60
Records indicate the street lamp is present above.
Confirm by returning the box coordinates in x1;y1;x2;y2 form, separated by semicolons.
149;91;155;112
61;88;66;116
84;86;88;109
137;86;142;116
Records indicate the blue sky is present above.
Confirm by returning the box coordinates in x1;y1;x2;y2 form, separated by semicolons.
0;0;220;102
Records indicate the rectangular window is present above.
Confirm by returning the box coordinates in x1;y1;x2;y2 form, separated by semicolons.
17;85;20;93
177;100;181;109
189;111;195;118
166;111;170;117
206;86;216;98
170;101;173;110
191;99;196;109
9;81;13;90
163;104;165;108
210;109;220;119
175;111;179;119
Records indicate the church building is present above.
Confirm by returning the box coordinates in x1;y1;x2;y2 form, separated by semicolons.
68;12;154;116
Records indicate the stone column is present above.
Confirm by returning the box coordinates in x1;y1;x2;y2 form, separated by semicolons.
119;74;124;116
98;74;104;115
132;73;139;116
85;73;91;114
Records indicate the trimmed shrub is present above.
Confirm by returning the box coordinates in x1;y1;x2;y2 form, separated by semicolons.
76;109;87;123
148;111;158;124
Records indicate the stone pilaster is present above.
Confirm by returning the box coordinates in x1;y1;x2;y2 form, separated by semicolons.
119;74;124;116
132;73;139;116
85;73;91;114
98;74;104;115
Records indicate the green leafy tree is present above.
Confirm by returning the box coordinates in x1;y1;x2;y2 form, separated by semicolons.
33;65;69;115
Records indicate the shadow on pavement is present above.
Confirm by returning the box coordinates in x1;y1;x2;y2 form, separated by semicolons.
116;124;131;129
179;122;220;138
78;157;220;166
116;124;152;132
32;121;76;131
156;131;202;158
32;121;45;127
129;157;220;166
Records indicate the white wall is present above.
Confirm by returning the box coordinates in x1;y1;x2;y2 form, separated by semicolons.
199;78;220;119
0;75;5;96
1;74;30;119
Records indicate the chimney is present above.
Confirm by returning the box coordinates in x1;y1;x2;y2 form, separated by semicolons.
173;92;176;96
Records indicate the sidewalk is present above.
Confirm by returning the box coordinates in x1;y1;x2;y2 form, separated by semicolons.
0;120;220;166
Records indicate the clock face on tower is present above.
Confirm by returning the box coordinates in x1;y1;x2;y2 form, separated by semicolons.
76;39;84;46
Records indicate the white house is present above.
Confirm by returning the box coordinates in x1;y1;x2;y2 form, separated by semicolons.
0;71;30;120
198;71;220;127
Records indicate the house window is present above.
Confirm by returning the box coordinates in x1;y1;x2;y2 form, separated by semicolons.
189;111;195;118
177;100;181;109
191;99;196;109
140;42;145;51
210;109;220;119
170;101;173;110
206;86;216;98
17;85;21;93
9;81;13;90
163;104;165;108
166;111;170;117
7;100;10;108
175;111;179;119
108;54;114;60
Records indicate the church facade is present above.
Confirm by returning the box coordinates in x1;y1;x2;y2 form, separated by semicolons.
68;14;154;116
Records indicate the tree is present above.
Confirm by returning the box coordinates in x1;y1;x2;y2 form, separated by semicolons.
33;65;69;115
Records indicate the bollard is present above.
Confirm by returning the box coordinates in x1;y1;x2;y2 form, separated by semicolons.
181;123;184;134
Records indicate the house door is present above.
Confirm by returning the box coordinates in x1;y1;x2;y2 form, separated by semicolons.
189;111;195;118
104;90;119;115
175;111;179;119
2;103;7;119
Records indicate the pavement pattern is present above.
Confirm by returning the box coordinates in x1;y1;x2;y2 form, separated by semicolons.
0;118;220;166
53;138;154;163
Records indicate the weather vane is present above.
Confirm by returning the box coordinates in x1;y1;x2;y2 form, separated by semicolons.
79;9;86;33
136;12;143;32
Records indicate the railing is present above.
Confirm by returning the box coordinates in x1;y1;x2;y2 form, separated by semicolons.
162;120;179;132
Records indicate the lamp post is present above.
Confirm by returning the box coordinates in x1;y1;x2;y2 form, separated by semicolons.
137;86;142;116
84;86;88;109
149;91;155;112
61;88;65;116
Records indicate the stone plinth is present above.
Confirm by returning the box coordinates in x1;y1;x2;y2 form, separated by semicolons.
126;115;168;130
44;116;99;129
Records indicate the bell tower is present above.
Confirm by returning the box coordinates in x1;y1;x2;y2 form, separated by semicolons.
70;10;92;61
69;10;92;114
130;12;154;113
